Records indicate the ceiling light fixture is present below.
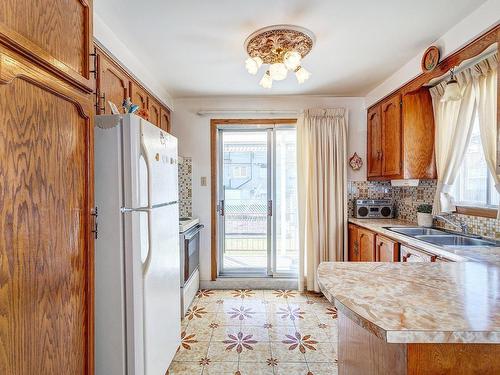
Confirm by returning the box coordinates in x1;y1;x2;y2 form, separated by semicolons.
441;68;461;102
244;25;315;88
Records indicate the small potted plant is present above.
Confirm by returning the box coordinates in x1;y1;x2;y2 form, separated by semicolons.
416;204;433;227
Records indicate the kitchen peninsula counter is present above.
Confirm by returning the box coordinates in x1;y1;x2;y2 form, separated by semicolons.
317;261;500;374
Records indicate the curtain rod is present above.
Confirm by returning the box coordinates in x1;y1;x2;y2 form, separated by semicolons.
427;47;497;87
196;109;300;116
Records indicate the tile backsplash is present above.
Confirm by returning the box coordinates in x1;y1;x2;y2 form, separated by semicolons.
348;180;499;240
178;157;193;218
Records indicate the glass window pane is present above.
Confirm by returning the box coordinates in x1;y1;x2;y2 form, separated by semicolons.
275;128;299;274
452;113;494;207
222;131;268;272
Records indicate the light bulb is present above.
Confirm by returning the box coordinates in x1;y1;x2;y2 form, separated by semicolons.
284;51;301;71
295;66;311;84
269;63;288;81
259;71;273;89
245;56;263;75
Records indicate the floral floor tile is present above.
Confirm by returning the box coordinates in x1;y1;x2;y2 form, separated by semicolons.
172;289;338;375
238;342;272;362
200;361;238;375
206;341;239;362
303;342;337;363
238;361;275;375
270;341;307;363
167;361;202;375
174;341;210;362
273;362;310;375
307;362;339;375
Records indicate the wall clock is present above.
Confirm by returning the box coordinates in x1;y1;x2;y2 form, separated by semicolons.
421;46;440;73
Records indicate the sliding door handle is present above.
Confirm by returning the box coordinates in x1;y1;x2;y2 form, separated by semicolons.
218;200;225;216
267;200;273;216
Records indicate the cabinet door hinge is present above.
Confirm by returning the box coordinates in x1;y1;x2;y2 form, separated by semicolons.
91;206;99;239
90;46;98;78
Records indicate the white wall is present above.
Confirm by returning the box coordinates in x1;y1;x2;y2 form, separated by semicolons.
171;96;366;281
365;0;500;107
93;13;174;109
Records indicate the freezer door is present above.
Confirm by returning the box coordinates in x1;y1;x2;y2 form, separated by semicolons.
143;204;181;374
140;119;179;206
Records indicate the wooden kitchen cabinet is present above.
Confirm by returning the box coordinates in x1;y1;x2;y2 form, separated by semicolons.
401;245;436;262
358;227;376;261
348;225;377;262
130;81;149;112
376;235;399;262
0;4;94;372
367;87;436;180
381;94;402;178
96;49;130;114
348;224;360;261
148;98;161;127
367;106;382;177
160;106;172;132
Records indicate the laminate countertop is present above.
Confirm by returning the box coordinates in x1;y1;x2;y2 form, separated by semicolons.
317;261;500;344
348;218;500;265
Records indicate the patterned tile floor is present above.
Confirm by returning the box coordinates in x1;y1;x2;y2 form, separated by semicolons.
168;290;338;375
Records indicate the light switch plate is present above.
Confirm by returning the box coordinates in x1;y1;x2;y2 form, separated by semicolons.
201;176;207;186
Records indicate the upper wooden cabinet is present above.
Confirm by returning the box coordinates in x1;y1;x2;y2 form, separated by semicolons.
367;88;436;180
401;88;436;179
160;106;171;133
367;106;382;177
149;99;161;127
130;81;149;112
0;0;94;92
381;94;402;178
96;49;130;114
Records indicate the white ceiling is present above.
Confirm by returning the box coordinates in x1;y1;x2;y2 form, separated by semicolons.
95;0;486;98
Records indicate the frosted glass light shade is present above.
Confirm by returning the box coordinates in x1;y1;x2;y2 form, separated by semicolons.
259;71;273;88
284;51;302;71
295;66;311;84
245;56;263;75
441;79;461;102
269;63;288;81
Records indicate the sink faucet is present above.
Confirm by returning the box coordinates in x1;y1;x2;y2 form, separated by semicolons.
433;214;468;234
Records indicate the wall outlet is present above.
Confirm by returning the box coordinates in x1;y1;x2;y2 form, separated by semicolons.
200;176;207;186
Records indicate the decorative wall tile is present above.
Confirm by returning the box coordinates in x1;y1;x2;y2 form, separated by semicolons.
178;157;193;218
347;180;499;240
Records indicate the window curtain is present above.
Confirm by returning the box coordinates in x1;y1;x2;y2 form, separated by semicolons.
429;69;477;215
296;108;348;292
473;54;499;218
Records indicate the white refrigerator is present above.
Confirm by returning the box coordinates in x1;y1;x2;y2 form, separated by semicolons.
94;114;181;375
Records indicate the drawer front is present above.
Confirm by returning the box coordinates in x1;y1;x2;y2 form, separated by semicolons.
401;245;436;262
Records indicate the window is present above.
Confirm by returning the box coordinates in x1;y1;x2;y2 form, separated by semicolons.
452;113;499;208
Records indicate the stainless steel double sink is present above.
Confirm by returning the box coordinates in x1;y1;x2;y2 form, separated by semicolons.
385;227;497;248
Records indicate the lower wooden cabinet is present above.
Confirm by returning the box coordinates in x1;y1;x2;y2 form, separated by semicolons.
348;224;360;261
359;228;376;261
376;235;399;262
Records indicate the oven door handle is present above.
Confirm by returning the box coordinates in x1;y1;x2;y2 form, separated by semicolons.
184;224;204;240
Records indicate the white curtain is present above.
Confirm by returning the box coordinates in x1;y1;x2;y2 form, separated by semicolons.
297;108;348;292
474;54;500;218
430;69;477;215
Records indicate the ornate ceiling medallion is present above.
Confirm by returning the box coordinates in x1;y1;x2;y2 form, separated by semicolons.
243;25;315;88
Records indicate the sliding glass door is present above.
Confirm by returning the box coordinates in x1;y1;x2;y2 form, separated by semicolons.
218;125;298;277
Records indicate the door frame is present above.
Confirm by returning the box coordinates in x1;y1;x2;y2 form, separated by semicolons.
210;119;297;281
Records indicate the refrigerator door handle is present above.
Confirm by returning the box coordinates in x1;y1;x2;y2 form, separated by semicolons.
140;125;154;275
120;207;152;213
